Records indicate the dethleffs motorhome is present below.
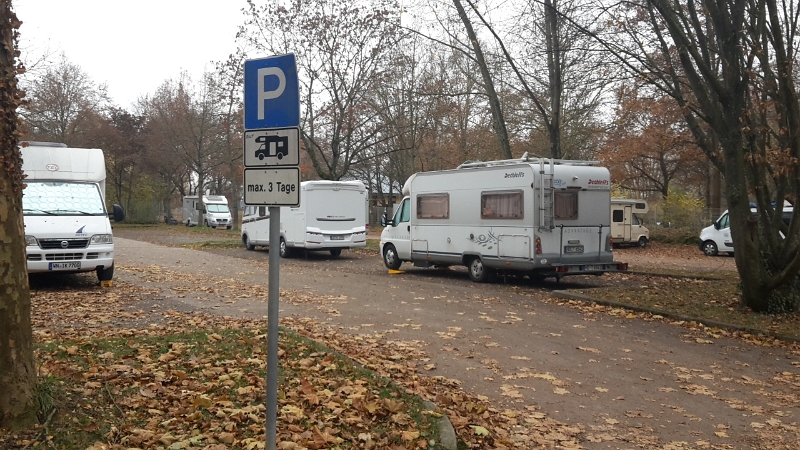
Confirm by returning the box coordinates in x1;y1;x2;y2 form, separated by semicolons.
241;180;368;257
610;198;650;247
380;154;627;282
21;142;125;282
182;195;233;229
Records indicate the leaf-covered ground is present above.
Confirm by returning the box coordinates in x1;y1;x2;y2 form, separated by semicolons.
1;275;588;450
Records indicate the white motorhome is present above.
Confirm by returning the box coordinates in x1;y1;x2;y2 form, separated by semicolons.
380;155;628;282
21;142;125;282
241;180;368;257
699;204;793;256
182;195;232;229
610;198;650;247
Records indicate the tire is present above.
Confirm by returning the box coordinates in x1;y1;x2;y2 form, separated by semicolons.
204;219;209;227
279;237;290;258
226;225;232;230
243;234;255;251
467;257;490;283
330;249;342;257
638;236;649;248
97;264;114;282
701;240;719;256
382;244;402;270
185;220;190;227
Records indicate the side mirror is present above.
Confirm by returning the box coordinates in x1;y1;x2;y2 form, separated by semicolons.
112;204;125;222
381;214;390;227
714;222;720;230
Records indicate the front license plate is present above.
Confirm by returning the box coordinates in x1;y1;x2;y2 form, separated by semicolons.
583;264;603;271
49;262;81;270
564;245;584;254
330;235;345;240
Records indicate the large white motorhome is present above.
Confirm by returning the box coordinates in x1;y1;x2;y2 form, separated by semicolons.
380;154;627;282
182;195;232;229
610;198;650;247
241;180;368;257
21;142;125;282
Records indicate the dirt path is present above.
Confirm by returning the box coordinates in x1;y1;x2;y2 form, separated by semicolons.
110;232;799;449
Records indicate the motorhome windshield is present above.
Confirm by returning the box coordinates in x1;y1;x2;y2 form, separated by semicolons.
23;181;106;216
207;204;230;213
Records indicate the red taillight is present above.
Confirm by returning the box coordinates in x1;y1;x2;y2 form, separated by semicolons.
555;266;569;273
617;263;628;271
535;237;542;254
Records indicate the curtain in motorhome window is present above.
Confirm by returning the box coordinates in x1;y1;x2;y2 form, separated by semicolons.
554;190;578;220
481;191;523;219
612;210;624;222
417;194;449;219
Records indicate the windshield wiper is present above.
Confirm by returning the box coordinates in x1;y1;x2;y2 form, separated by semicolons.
47;209;96;215
23;208;56;215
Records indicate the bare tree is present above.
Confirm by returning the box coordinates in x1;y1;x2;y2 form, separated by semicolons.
0;0;37;430
603;0;800;312
19;54;109;145
239;0;402;180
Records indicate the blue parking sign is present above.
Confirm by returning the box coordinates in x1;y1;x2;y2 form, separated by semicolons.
244;54;300;130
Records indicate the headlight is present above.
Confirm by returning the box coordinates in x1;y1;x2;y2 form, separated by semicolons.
25;235;38;246
90;234;113;244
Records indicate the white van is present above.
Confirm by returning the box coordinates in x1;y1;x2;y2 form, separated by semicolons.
21;142;125;282
380;155;628;282
699;205;793;256
610;198;650;247
182;195;232;229
241;180;368;257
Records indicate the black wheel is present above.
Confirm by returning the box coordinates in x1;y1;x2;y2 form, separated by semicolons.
279;237;290;258
204;219;208;227
467;257;490;283
185;219;190;227
226;225;232;230
382;244;402;270
243;234;255;251
638;236;649;248
701;240;718;256
330;249;342;257
97;264;114;282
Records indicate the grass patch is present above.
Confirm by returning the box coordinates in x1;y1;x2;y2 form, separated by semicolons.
3;327;445;449
569;272;800;340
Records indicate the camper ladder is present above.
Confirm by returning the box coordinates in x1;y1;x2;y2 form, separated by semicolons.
538;159;555;231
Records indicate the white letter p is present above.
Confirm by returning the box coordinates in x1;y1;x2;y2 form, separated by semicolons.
257;67;286;120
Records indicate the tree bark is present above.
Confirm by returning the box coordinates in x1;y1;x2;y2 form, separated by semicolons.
0;0;38;430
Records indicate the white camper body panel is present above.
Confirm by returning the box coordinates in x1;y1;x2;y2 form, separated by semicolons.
182;195;232;228
380;158;623;281
610;198;650;247
21;144;117;281
241;181;368;255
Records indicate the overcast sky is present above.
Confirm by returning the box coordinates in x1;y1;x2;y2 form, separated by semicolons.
15;0;247;109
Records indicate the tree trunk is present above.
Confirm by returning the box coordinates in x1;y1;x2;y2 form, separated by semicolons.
452;0;513;159
0;0;38;430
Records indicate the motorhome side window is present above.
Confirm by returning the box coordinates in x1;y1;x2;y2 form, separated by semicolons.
393;198;410;223
612;210;624;223
481;191;523;219
718;213;730;229
554;190;578;220
417;194;449;219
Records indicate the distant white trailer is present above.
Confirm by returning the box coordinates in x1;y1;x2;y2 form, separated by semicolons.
182;195;233;229
241;180;368;257
610;198;650;247
380;154;628;282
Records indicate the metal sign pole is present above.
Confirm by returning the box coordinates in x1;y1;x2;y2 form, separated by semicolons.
266;206;280;449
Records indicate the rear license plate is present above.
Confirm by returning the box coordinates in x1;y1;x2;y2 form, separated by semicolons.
330;235;345;240
49;262;81;270
564;245;584;254
583;264;603;271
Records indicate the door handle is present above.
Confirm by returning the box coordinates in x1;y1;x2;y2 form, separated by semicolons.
407;225;410;232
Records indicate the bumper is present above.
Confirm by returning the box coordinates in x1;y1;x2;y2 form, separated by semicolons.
26;244;115;274
301;232;366;250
